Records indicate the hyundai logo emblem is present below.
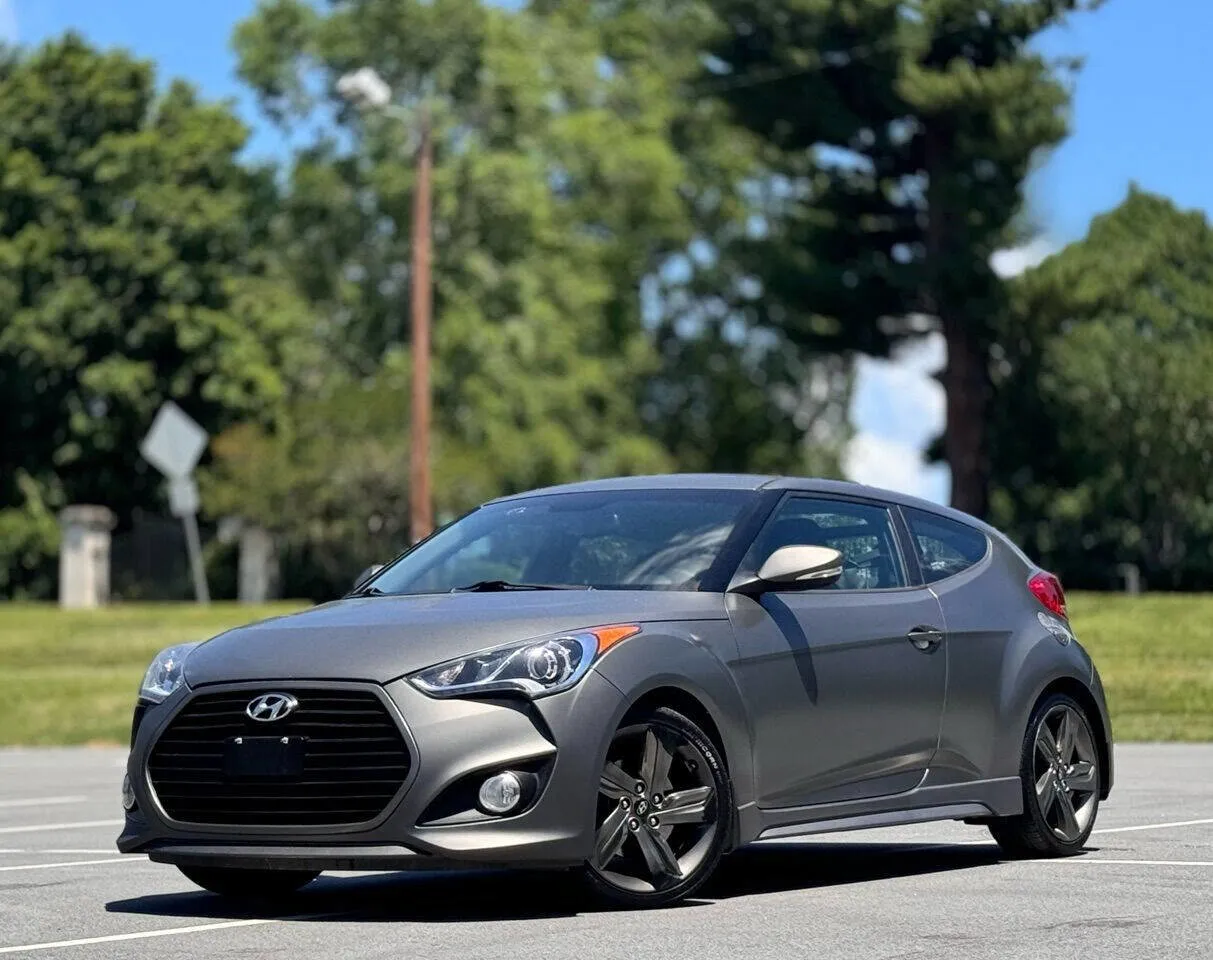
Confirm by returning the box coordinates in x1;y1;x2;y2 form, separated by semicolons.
246;692;299;722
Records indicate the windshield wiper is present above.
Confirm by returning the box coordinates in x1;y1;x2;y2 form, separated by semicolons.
452;579;592;592
348;584;387;598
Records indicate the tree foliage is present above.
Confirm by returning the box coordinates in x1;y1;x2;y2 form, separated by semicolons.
235;0;677;488
233;0;849;496
531;0;853;476
693;0;1098;514
0;35;319;593
24;5;1212;603
991;188;1213;589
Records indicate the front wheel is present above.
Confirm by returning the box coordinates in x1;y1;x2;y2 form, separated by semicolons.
989;693;1100;857
178;865;319;900
582;705;733;908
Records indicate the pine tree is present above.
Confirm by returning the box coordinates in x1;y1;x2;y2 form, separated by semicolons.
700;0;1099;513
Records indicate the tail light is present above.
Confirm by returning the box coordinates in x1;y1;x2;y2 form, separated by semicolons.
1028;571;1067;618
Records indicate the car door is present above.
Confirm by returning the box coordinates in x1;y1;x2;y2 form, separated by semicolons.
726;494;947;809
901;505;1005;778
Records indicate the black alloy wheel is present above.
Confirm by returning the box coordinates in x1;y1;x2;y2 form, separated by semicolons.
583;706;732;908
990;693;1100;857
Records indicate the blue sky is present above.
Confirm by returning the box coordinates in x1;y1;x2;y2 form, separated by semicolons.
4;0;1208;503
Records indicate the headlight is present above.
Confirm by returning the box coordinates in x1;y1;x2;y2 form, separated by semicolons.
409;624;640;699
139;643;200;704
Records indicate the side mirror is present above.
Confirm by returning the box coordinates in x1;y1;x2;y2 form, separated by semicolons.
732;545;844;595
352;563;385;592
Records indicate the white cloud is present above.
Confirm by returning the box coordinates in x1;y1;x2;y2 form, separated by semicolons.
845;332;949;503
840;237;1061;503
0;1;15;43
850;335;946;451
843;433;950;503
990;236;1058;279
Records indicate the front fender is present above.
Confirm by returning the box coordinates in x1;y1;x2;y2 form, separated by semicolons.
589;624;756;828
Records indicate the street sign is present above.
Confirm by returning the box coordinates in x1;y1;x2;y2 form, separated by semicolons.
141;402;210;604
140;402;207;479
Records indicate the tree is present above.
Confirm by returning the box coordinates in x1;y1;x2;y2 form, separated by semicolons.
531;0;853;476
235;0;683;496
202;369;415;600
235;0;850;495
0;35;320;593
0;473;60;599
990;188;1213;589
694;0;1099;515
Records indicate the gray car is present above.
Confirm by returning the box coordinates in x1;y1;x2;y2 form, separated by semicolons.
118;474;1113;908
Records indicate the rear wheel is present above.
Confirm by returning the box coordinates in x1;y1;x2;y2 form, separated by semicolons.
990;693;1100;857
582;706;732;908
178;865;319;900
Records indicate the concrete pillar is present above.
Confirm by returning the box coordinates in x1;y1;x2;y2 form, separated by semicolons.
58;505;117;609
238;525;279;604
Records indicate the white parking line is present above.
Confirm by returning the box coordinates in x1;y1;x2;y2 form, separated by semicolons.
0;798;87;811
1093;817;1213;835
0;858;138;874
1033;858;1213;867
947;815;1213;846
0;849;120;855
0;920;272;955
0;820;122;836
0;913;339;955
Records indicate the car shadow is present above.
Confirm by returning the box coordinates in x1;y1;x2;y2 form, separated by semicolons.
760;595;819;702
106;841;1007;922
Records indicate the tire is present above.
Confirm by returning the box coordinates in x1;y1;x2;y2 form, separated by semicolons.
178;865;320;900
989;692;1101;857
582;705;733;909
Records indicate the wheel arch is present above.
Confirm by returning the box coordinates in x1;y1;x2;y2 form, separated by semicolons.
593;625;759;851
1030;677;1113;800
592;628;757;811
621;686;729;772
614;682;744;850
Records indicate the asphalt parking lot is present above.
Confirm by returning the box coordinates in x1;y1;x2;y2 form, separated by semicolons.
0;744;1209;959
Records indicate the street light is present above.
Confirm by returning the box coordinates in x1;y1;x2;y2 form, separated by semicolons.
336;67;393;110
338;66;434;544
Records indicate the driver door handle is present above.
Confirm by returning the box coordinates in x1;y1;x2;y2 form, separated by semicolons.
907;626;944;652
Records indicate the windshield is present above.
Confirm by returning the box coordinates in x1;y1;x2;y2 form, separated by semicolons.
364;489;753;595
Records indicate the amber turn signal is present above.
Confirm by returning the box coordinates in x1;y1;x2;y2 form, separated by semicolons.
591;624;641;654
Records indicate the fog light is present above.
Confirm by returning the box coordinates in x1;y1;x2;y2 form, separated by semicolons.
477;771;523;815
121;773;137;812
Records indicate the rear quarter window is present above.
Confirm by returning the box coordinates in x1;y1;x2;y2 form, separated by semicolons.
904;508;989;584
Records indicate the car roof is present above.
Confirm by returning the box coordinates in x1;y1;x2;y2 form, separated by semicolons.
489;472;982;525
488;473;779;501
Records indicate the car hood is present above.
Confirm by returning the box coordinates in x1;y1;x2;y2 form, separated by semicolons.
184;590;727;686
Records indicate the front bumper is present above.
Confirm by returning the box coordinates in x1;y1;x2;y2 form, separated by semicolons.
118;672;624;871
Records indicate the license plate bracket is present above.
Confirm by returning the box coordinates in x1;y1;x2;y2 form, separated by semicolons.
223;735;305;780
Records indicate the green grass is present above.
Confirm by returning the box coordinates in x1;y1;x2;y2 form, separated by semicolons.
0;593;1208;745
1066;592;1213;742
0;602;306;745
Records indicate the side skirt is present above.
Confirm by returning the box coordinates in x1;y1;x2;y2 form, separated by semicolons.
735;776;1022;846
756;803;991;841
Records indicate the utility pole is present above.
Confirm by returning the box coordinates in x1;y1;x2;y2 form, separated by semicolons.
338;67;435;543
409;106;434;544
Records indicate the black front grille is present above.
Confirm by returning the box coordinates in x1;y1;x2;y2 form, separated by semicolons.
148;689;410;827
